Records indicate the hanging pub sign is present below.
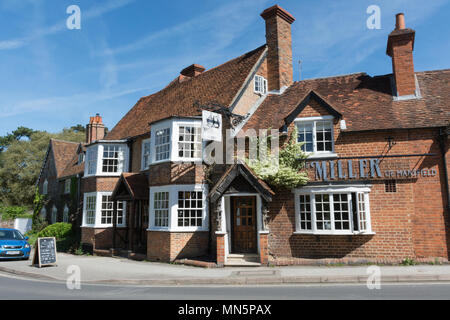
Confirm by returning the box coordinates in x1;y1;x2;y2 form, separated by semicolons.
32;237;57;268
202;110;222;142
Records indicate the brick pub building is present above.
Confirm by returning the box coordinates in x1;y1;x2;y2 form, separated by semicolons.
38;5;450;266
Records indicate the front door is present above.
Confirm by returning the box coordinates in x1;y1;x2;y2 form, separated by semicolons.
232;196;257;253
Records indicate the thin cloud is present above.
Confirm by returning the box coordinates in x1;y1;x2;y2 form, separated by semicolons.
0;0;136;51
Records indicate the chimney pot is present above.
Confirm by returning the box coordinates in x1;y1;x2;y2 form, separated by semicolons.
86;114;106;143
396;13;406;30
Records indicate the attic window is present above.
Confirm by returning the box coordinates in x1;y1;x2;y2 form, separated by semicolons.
254;75;267;94
296;116;335;155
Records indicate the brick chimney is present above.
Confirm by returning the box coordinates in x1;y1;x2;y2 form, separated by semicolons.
387;13;416;97
261;5;295;92
180;64;206;78
86;113;105;144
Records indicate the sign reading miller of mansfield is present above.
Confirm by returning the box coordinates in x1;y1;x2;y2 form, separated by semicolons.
202;110;222;142
32;237;57;268
307;158;437;181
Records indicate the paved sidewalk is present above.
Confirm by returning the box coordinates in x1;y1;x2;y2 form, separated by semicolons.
1;253;450;286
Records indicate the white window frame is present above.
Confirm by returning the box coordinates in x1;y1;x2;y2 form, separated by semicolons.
64;179;71;194
295;116;337;159
148;184;209;232
150;119;204;165
84;143;129;177
141;138;151;171
173;121;202;162
43;179;48;195
254;75;267;95
293;185;373;235
82;192;127;228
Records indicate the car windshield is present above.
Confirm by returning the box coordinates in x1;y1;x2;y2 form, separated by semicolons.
0;230;25;240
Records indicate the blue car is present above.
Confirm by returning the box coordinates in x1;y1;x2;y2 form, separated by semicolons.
0;228;31;260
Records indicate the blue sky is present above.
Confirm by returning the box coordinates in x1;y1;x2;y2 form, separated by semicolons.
0;0;449;136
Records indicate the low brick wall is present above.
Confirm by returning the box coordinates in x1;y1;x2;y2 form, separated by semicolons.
81;227;127;250
147;230;209;262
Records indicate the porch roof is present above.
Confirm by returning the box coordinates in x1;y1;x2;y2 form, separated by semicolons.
112;173;149;201
209;162;275;203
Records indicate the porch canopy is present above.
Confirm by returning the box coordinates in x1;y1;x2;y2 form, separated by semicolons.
209;162;274;203
112;173;149;201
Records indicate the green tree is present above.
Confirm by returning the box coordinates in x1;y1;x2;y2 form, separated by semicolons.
0;127;85;207
0;126;36;152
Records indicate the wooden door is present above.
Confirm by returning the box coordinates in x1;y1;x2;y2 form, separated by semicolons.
232;197;256;253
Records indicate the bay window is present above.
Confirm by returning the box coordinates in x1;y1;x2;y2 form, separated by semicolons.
155;128;171;161
149;184;208;231
296;116;336;157
177;125;202;160
82;192;126;227
294;185;373;235
150;118;203;164
84;142;128;177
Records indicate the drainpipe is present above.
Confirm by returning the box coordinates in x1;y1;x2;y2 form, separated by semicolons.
439;128;450;211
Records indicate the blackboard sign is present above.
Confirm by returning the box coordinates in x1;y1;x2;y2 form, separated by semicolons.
32;237;57;268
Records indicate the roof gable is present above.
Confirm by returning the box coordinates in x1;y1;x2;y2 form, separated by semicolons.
209;162;274;203
284;90;342;127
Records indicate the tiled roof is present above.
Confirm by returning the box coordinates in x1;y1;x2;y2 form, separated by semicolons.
112;173;149;200
244;70;450;132
50;139;81;179
105;45;267;140
60;150;84;179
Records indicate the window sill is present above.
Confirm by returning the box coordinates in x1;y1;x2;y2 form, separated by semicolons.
148;227;209;232
306;153;338;159
294;231;375;236
82;225;127;229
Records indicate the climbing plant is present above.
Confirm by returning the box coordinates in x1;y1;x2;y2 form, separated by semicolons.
246;127;309;189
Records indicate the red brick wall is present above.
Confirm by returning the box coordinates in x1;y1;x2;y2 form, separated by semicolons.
82;176;119;193
147;231;209;262
148;162;205;187
267;101;449;262
81;227;127;250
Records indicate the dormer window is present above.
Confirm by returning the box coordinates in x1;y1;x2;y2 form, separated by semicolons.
78;152;85;165
254;75;267;94
295;116;336;158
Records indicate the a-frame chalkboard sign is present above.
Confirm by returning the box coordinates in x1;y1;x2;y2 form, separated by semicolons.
32;237;57;268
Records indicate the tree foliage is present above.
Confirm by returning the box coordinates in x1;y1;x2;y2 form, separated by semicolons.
0;127;85;207
246;127;309;189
